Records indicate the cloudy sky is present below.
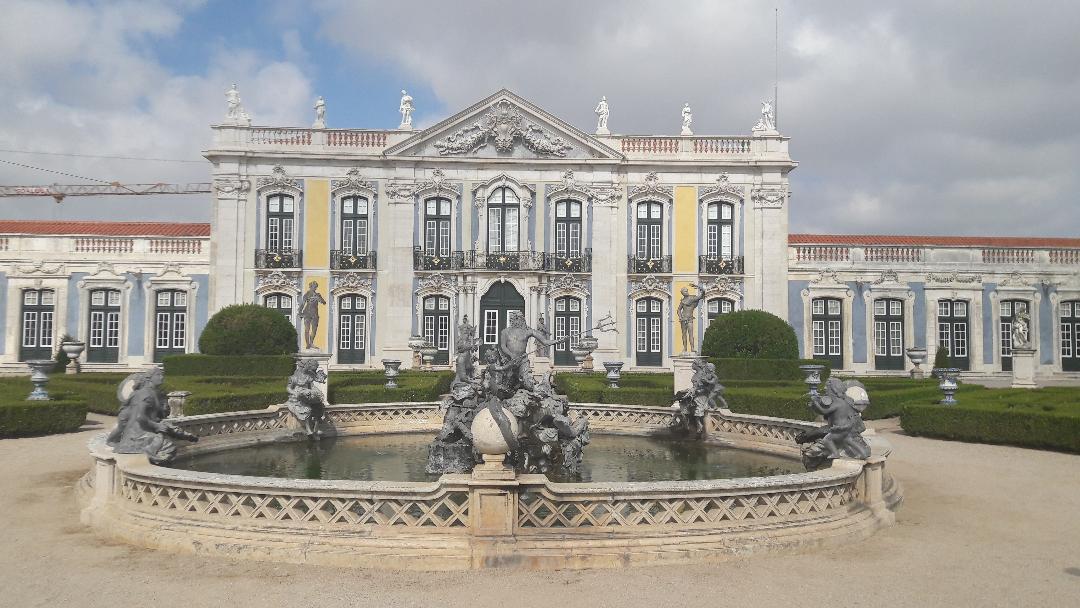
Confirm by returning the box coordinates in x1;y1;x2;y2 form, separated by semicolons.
1;0;1077;237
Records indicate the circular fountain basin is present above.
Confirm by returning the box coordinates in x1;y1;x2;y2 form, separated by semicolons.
79;402;901;570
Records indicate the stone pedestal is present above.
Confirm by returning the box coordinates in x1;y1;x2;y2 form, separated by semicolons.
673;354;704;394
166;391;191;418
469;455;518;537
1011;348;1037;389
295;351;332;401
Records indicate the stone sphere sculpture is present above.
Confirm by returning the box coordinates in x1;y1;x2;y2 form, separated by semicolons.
470;406;519;455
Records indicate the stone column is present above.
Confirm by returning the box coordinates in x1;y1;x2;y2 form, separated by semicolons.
1011;347;1037;388
209;176;251;312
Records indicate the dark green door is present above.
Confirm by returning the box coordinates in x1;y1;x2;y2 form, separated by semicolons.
338;294;367;364
87;288;121;363
873;298;905;370
1062;301;1080;372
553;296;582;366
635;297;663;367
479;282;525;362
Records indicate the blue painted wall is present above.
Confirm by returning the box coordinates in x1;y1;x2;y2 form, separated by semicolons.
909;282;926;349
66;274;86;336
849;283;866;364
192;274;210;352
126;275;145;356
982;284;996;365
1039;288;1054;364
788;280;808;357
0;272;6;354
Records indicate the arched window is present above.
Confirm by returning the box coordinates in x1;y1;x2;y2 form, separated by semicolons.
338;294;368;364
635;297;663;366
706;202;734;260
264;292;294;322
706;297;734;324
636;201;663;260
341;196;369;256
999;299;1030;372
554;199;582;259
88;288;121;363
553;296;582;366
936;299;969;371
266;193;295;253
873;298;904;370
487;187;519;253
20;289;55;361
153;290;187;362
1061;300;1080;372
424;197;452;257
422;295;451;365
811;297;842;368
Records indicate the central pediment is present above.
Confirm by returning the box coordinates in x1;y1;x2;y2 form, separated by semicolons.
385;89;623;161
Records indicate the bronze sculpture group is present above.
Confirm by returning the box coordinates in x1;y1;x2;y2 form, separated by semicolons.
286;358;329;438
671;358;727;436
796;377;872;470
106;368;197;465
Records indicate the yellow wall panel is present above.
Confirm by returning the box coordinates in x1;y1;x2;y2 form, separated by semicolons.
304;179;330;268
673;186;697;274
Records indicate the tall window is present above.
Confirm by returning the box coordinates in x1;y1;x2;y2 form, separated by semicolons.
424;197;452;257
20;289;55;361
338;295;368;364
553;296;582;366
873;298;904;370
88;288;121;363
487;187;520;253
423;295;451;365
706;297;734;324
937;299;970;371
635;297;663;366
266;194;295;252
555;199;582;258
706;202;734;260
153;290;187;362
999;299;1030;372
264;293;294;322
1061;300;1080;372
636;202;663;259
811;297;843;369
341;196;369;256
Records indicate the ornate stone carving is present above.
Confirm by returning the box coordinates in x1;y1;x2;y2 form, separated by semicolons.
704;276;744;296
297;281;326;350
107;369;198;464
332;273;373;293
256;165;302;195
810;268;843;285
384;181;417;201
256;270;301;292
546;170;621;208
473;174;535;209
548;273;588;294
331;168;377;199
628;172;674;201
672;359;727;437
999;271;1030;287
213;178;251;197
873;270;901;285
15;261;65;275
926;271;983;284
415;169;462;199
796;378;871;471
751;186;787;209
629;275;672;297
700;173;744;203
753;99;776;132
433;100;572;157
417;274;458;293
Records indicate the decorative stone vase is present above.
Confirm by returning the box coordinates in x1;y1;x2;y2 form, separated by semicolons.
420;344;439;370
26;360;54;401
905;348;928;379
937;368;960;405
61;340;85;374
798;364;826;397
382;359;402;388
571;336;599;365
603;361;624;389
408;335;426;368
166;391;191;417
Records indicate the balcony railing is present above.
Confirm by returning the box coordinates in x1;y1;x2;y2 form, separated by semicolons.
472;250;545;271
330;250;377;270
255;248;303;269
544;249;592;272
698;255;744;275
627;255;672;274
414;248;463;270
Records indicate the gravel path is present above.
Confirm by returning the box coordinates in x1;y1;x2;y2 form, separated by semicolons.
1;414;1078;607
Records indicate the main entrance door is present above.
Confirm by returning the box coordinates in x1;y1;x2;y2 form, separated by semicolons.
479;282;525;362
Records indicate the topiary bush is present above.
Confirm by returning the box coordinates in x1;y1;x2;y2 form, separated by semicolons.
198;304;298;356
701;309;799;360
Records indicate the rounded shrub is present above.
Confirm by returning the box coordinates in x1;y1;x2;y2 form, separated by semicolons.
701;309;799;359
198;304;298;356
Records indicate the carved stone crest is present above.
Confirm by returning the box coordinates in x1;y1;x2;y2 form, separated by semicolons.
629;172;674;201
415;169;462;198
705;276;744;296
15;261;65;275
548;273;588;294
417;274;458;293
331;168;376;199
873;270;901;285
751;186;787;209
256;270;301;291
810;268;843;285
700;173;744;203
213;178;251;197
547;170;622;207
629;275;672;297
926;271;983;284
433;100;572;157
384;181;417;202
999;271;1030;287
333;273;373;293
256;165;302;195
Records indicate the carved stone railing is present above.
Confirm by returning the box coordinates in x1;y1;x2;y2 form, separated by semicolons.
864;247;923;263
74;237;134;254
1050;249;1080;265
149;239;202;255
793;246;850;263
627;255;672;274
621;137;679;154
543;249;592;273
255;248;303;269
692;137;753;154
326;130;388;148
330;249;377;270
982;248;1037;264
699;255;744;275
250;127;313;146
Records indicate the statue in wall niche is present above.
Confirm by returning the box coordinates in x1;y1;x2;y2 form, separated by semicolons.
671;359;727;437
297;281;326;350
453;315;480;386
677;283;706;353
107;368;198;465
286;358;329;438
399;90;414;128
1012;308;1031;349
796;377;871;471
594;96;609;133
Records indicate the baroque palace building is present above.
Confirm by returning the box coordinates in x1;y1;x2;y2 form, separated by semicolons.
2;89;1079;380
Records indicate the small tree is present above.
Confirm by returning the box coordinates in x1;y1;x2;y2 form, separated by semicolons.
701;309;799;359
933;342;951;369
51;333;75;374
198;304;299;356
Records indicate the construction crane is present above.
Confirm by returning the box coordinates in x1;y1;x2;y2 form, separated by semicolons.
0;182;212;203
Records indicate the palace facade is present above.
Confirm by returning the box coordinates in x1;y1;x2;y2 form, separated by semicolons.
2;89;1078;381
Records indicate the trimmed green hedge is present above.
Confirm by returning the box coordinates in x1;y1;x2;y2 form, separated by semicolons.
329;371;453;403
702;309;799;359
709;357;831;381
901;387;1080;453
198;304;299;356
0;383;87;437
163;354;296;378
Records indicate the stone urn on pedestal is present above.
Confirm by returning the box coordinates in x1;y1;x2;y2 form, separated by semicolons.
26;360;54;400
61;340;85;374
420;343;439;370
407;335;426;368
905;348;928;379
798;364;826;397
603;361;624;388
936;368;960;405
382;359;402;388
571;336;599;370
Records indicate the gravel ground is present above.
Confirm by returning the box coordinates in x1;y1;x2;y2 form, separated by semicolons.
1;414;1078;608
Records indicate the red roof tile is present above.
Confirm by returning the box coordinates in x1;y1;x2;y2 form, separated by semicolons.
789;233;1080;248
0;220;209;237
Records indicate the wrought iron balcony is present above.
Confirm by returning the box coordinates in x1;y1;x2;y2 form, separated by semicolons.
544;249;592;272
330;250;377;270
698;255;744;275
413;247;463;271
627;255;672;274
255;248;302;269
466;250;545;271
